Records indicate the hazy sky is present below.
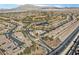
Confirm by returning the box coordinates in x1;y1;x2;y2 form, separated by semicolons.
0;4;19;9
0;4;79;9
37;4;79;7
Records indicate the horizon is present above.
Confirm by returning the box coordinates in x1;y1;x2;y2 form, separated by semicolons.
0;4;79;9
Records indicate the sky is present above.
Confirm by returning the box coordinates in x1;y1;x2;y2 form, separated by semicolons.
0;4;79;9
36;4;79;8
0;0;79;9
0;4;19;9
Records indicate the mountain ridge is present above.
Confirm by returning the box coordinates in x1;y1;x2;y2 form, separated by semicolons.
0;4;79;13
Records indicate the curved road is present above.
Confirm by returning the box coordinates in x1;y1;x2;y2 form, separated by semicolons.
47;26;79;55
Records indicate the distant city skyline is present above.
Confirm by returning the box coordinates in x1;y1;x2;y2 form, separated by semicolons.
0;4;79;9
